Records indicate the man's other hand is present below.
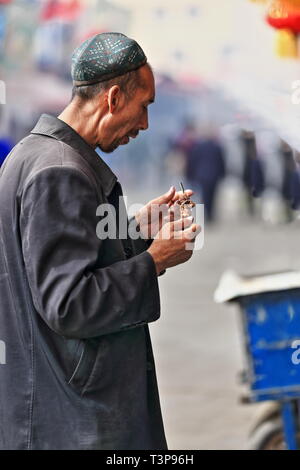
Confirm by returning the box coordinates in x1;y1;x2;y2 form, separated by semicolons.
135;186;194;239
147;217;201;275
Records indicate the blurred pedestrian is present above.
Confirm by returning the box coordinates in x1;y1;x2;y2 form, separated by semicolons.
240;130;265;215
186;127;226;223
280;142;300;218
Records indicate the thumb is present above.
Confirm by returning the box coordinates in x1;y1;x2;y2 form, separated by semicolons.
155;186;176;205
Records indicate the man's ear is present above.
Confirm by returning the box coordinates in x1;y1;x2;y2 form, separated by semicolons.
107;85;121;113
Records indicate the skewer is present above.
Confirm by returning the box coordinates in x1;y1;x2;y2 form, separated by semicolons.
177;182;195;217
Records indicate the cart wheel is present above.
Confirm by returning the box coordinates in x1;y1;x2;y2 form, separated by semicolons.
248;401;281;435
248;418;286;450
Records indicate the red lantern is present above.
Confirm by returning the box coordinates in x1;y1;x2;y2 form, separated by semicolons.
267;0;300;31
266;0;300;57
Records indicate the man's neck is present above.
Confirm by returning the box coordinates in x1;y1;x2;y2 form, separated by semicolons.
58;101;100;149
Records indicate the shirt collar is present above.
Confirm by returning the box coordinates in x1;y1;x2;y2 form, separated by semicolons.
31;113;118;196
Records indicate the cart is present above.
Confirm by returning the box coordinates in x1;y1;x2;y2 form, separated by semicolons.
215;270;300;450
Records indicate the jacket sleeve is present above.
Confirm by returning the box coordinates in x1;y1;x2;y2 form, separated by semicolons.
128;215;166;277
20;165;161;339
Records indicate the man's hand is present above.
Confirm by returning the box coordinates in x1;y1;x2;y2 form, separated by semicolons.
135;186;194;239
147;217;201;275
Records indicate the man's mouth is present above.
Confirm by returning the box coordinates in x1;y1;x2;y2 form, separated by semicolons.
120;132;139;145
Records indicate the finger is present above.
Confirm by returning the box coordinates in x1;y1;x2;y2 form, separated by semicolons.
172;216;194;231
168;204;181;221
183;223;201;240
153;186;176;206
161;212;174;225
168;189;194;206
164;211;174;223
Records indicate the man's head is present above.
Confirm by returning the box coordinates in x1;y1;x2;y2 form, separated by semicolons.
66;32;155;153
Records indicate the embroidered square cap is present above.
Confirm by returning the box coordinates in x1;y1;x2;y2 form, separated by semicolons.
71;32;147;86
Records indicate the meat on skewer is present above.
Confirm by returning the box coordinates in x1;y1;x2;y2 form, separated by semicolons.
176;182;195;217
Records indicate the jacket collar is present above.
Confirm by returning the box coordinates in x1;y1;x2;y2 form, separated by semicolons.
31;114;117;196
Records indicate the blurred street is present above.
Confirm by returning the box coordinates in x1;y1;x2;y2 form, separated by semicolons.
147;214;300;450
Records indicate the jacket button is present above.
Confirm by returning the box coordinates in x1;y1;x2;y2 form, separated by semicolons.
124;247;133;258
147;361;153;371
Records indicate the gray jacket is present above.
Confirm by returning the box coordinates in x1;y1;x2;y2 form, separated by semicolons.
0;114;167;450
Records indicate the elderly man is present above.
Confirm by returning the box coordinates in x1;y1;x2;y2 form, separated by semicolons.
0;33;199;450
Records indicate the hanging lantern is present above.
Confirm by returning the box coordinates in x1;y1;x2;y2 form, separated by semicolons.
266;0;300;57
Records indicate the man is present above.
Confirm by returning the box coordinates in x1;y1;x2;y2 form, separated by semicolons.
0;32;200;450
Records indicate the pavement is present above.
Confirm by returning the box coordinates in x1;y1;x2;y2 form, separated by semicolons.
147;213;300;450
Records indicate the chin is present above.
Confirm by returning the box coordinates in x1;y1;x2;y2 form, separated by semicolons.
97;143;118;154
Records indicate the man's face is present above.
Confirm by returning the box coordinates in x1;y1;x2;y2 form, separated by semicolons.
99;64;155;153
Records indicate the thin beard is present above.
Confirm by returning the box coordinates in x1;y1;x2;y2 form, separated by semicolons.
97;142;118;154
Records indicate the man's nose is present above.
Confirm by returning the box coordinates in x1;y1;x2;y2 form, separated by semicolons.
139;110;149;131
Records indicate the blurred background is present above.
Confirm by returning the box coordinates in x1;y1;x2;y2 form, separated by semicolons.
2;0;300;450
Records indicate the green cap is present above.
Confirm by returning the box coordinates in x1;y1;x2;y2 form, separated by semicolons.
71;32;147;86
